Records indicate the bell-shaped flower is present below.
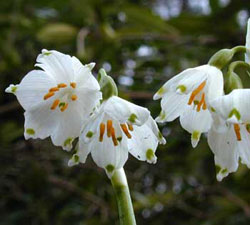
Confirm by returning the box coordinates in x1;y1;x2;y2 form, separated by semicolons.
5;49;102;150
208;89;250;181
154;64;223;147
68;95;166;177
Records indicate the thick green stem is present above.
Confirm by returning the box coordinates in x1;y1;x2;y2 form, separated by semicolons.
111;168;137;225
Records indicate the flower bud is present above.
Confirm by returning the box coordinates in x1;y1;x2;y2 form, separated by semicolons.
228;72;243;91
208;49;234;69
98;69;118;100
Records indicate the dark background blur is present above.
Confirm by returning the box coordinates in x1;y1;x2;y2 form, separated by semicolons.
1;0;250;224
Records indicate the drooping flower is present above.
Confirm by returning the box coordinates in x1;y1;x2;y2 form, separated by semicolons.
208;89;250;181
5;49;102;150
68;71;165;176
154;64;223;147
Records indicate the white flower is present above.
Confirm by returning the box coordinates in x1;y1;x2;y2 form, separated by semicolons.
208;89;250;181
68;96;166;177
5;49;102;150
154;64;223;147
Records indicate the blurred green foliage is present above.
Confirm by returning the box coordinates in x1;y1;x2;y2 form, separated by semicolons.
1;0;250;224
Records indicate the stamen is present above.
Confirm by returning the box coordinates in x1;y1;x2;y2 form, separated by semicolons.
49;87;59;92
57;83;67;88
234;124;241;141
128;123;134;131
60;103;68;112
50;99;60;110
111;127;118;146
70;82;76;88
107;120;113;137
202;100;207;110
44;92;55;100
197;93;205;112
188;81;206;105
99;123;105;142
71;94;77;101
120;124;132;139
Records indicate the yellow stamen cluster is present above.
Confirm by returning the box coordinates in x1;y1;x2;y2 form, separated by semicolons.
43;82;78;112
99;120;134;146
188;81;207;112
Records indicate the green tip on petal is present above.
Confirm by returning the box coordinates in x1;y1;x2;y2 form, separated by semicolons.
192;130;200;140
98;68;118;101
43;51;52;56
128;113;137;123
146;149;156;163
228;108;241;121
106;164;115;174
73;154;79;163
64;137;73;147
157;87;166;96
86;131;94;138
176;85;186;93
26;128;35;135
5;84;18;94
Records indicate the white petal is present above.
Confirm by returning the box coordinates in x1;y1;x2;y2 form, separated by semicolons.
180;106;213;148
35;49;73;83
24;102;58;140
81;111;105;143
104;96;150;125
7;70;56;111
147;116;166;144
175;65;209;94
50;102;87;151
156;91;189;122
205;66;224;102
236;126;250;168
211;89;250;123
128;120;159;164
208;124;239;181
90;136;128;177
153;67;204;100
245;18;250;63
68;141;91;166
71;57;100;91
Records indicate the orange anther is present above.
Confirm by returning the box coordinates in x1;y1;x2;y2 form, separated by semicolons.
202;100;207;110
188;81;206;105
71;94;77;101
44;92;55;100
128;123;134;131
99;123;105;142
111;127;118;146
197;93;205;112
60;103;68;112
107;120;113;137
57;83;67;88
234;124;241;141
50;99;60;110
120;124;132;139
70;82;76;88
49;87;59;92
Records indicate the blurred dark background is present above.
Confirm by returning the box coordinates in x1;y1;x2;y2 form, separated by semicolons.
1;0;250;224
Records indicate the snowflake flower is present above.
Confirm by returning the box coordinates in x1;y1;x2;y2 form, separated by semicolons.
154;64;223;147
6;49;101;150
208;89;250;181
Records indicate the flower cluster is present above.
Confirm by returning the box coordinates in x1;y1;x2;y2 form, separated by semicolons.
6;49;165;177
154;19;250;181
